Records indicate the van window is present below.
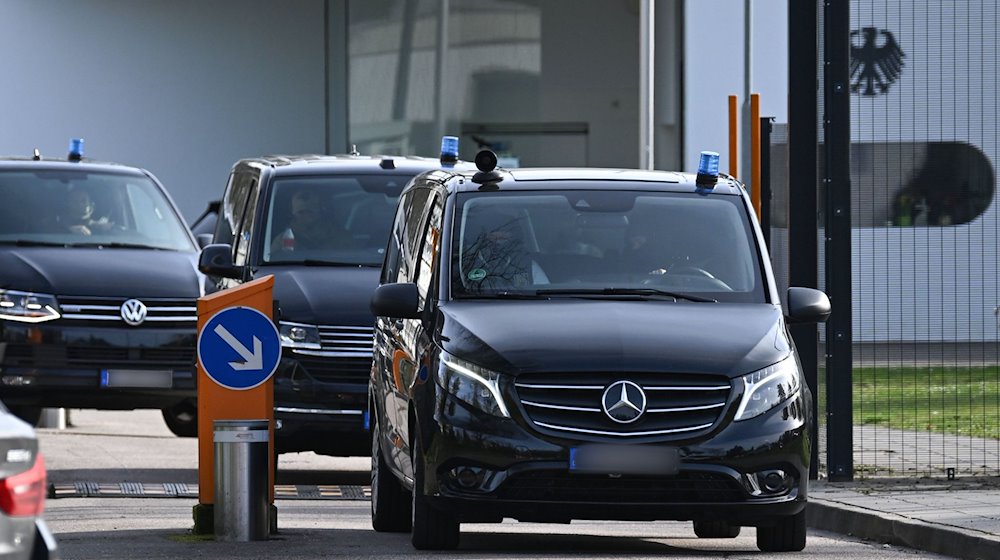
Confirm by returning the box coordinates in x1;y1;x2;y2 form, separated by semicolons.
0;169;194;251
262;174;408;266
450;187;765;303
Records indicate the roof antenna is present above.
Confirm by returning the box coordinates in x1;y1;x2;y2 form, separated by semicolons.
32;149;41;161
349;144;360;156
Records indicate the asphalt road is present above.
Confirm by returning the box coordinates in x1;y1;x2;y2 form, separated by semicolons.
37;410;954;560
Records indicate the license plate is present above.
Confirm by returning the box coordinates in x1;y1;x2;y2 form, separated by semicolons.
100;369;173;389
569;444;680;476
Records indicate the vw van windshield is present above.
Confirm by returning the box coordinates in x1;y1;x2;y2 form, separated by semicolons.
0;169;195;251
262;175;408;266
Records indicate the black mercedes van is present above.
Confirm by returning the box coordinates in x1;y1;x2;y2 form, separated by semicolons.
0;142;202;436
368;151;831;551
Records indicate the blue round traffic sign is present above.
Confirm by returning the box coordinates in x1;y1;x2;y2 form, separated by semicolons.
197;306;281;390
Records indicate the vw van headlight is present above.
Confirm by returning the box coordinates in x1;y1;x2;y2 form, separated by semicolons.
0;290;61;323
734;357;801;421
278;321;321;350
437;354;510;418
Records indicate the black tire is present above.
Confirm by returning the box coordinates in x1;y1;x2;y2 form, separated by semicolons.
8;405;41;426
161;399;198;438
693;519;741;538
410;434;459;550
756;510;807;552
371;417;411;532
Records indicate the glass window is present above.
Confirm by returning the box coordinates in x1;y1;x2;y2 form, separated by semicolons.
233;179;259;267
0;169;194;251
262;174;408;266
450;186;765;303
415;194;443;306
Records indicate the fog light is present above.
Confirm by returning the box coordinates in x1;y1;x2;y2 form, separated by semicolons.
446;466;505;492
761;470;787;493
744;469;793;496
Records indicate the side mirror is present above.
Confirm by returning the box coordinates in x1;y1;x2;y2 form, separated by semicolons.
786;287;832;323
370;283;420;319
196;233;214;249
199;244;245;280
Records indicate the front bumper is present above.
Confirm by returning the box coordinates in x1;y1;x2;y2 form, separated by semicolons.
272;352;369;455
0;322;195;410
417;388;811;525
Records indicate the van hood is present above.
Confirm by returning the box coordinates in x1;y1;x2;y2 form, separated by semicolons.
438;300;790;378
0;247;202;298
262;265;380;326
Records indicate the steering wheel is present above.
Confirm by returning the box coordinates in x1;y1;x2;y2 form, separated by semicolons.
643;265;733;291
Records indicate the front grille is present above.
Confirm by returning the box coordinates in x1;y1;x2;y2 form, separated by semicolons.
284;325;372;384
514;372;732;439
57;296;196;327
290;355;372;384
318;325;373;356
2;343;194;369
497;470;745;503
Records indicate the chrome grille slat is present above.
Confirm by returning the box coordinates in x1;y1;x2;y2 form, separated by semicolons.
534;421;715;437
56;296;197;324
316;325;374;356
515;372;733;440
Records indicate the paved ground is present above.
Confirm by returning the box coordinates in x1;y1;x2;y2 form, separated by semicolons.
36;410;1000;559
809;424;1000;560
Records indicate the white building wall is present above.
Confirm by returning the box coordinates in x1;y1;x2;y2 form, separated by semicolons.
683;0;788;174
0;0;329;221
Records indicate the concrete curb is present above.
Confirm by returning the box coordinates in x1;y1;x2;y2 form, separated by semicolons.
807;499;1000;560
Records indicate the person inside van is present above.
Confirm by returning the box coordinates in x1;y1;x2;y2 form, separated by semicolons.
59;186;114;235
270;188;347;253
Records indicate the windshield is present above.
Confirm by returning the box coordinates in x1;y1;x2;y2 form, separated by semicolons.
451;188;765;303
262;174;407;266
0;169;195;251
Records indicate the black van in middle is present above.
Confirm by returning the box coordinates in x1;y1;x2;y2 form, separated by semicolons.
199;152;469;456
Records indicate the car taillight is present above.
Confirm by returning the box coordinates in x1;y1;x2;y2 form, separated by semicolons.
0;453;46;517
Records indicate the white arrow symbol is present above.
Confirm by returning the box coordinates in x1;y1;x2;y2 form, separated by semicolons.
213;325;263;371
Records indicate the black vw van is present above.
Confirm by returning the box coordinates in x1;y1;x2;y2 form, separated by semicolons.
199;148;472;457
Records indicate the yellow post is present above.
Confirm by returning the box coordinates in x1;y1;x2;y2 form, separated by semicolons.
728;95;739;177
751;93;762;220
192;275;276;534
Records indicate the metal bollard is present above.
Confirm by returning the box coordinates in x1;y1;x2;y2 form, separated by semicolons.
214;419;269;541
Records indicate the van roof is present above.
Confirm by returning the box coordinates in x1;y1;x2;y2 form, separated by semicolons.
439;167;746;196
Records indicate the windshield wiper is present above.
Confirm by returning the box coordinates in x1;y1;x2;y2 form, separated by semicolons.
536;287;717;303
69;242;166;250
284;259;364;267
0;240;71;247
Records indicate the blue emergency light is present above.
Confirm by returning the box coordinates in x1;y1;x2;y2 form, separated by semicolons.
696;150;720;187
68;138;84;162
440;135;459;165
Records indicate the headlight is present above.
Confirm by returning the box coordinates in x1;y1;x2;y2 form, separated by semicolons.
437;354;510;417
0;290;61;323
278;321;321;350
734;357;801;421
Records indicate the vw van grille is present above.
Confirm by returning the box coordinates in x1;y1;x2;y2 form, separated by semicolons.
57;296;197;327
514;372;732;439
318;326;373;356
286;325;373;384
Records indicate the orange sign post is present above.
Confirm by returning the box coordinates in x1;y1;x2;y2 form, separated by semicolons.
191;275;276;535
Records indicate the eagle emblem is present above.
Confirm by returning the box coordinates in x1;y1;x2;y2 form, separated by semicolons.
850;27;905;96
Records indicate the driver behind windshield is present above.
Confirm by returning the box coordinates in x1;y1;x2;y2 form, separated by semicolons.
59;186;114;235
271;188;349;253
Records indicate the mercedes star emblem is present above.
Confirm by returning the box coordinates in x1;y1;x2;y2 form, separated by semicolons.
601;380;647;424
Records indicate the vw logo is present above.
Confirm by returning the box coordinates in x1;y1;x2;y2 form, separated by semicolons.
601;380;647;424
120;299;148;326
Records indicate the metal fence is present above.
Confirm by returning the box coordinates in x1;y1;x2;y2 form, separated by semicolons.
773;0;1000;479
